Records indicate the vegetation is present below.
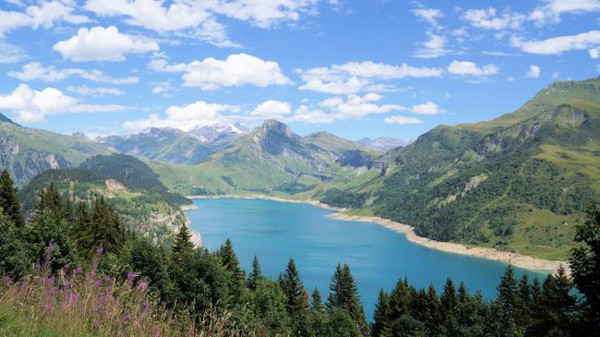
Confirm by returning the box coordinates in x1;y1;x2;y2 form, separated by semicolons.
0;170;598;336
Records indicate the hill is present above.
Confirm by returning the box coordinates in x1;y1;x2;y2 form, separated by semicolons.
0;114;111;186
20;155;192;246
320;77;600;260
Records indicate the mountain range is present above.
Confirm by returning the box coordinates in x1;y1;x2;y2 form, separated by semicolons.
0;77;598;259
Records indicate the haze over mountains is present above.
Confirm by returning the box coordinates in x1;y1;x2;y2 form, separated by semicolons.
0;77;599;259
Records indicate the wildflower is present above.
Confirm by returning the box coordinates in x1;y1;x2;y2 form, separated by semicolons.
92;320;101;330
63;263;71;270
126;271;138;282
2;275;13;286
152;326;161;337
43;304;54;313
142;300;151;312
137;280;149;292
75;265;83;275
95;246;104;256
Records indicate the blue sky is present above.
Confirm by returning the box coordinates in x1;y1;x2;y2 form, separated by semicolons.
0;0;598;140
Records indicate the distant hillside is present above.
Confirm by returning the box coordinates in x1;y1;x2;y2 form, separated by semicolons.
0;114;111;186
152;120;384;196
100;124;245;165
321;77;600;260
357;137;408;152
20;156;191;245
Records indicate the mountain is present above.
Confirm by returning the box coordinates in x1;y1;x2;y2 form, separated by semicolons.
0;114;111;186
151;120;384;196
100;124;245;165
188;123;246;144
320;77;600;260
357;137;408;152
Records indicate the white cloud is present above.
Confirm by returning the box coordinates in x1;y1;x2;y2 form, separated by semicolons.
411;8;444;27
0;1;89;37
151;53;290;90
211;0;320;29
9;62;139;84
0;84;127;122
526;65;541;78
299;61;442;94
0;42;27;63
415;32;451;58
511;30;600;56
590;48;599;58
288;93;405;123
462;8;525;31
53;26;159;62
530;0;600;26
123;100;239;132
85;0;322;47
410;101;445;115
67;86;125;97
384;116;423;125
251;100;292;118
447;60;499;77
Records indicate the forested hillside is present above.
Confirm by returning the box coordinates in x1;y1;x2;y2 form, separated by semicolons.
321;77;600;260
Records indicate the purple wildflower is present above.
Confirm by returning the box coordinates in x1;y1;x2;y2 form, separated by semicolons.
75;265;83;275
142;300;151;312
92;320;101;330
126;271;138;282
137;280;149;292
95;246;104;256
2;275;13;286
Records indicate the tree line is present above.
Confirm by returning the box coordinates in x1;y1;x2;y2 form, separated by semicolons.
0;169;598;336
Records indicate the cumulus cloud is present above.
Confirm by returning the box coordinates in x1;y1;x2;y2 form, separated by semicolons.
0;84;127;122
85;0;323;47
511;30;600;56
0;42;27;63
0;0;88;37
9;62;139;84
123;100;239;132
150;53;290;90
251;100;292;118
526;65;541;78
530;0;600;26
288;93;405;124
53;26;159;62
299;61;443;94
411;7;444;27
383;115;423;125
462;8;525;31
415;32;451;58
410;101;445;115
447;60;499;77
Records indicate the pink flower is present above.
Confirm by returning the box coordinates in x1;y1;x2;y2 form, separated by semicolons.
137;280;149;292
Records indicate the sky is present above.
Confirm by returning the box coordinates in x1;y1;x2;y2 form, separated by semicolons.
0;0;598;141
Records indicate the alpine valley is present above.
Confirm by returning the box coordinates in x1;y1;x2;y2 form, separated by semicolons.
1;77;599;260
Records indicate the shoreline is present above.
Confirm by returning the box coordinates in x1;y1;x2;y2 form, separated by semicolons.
186;194;566;274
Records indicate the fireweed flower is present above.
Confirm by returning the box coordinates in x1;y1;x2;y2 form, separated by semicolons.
138;280;149;292
126;271;138;282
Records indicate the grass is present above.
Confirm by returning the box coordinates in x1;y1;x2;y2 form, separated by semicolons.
0;247;245;337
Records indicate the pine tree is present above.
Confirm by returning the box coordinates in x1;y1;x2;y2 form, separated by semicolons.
327;264;368;336
90;196;124;254
0;169;25;228
280;258;309;317
387;278;410;320
441;278;459;335
172;223;194;255
495;265;524;337
218;238;244;282
248;254;262;291
311;287;325;313
569;205;600;332
371;289;389;337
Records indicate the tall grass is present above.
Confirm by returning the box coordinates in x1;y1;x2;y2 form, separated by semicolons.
0;245;247;337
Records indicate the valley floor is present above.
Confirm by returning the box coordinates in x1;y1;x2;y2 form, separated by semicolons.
187;194;566;274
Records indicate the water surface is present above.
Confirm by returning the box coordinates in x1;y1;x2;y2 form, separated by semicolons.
186;198;544;318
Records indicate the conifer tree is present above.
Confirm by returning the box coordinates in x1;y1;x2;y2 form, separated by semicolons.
441;278;459;335
0;169;25;228
387;278;410;320
248;254;262;291
172;224;194;255
90;196;124;254
569;205;600;331
327;263;368;336
311;287;325;313
218;238;244;281
371;289;389;337
280;258;309;317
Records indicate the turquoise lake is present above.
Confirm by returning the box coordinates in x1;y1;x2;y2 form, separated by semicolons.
186;198;545;318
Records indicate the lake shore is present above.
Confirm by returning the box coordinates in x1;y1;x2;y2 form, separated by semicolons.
187;194;567;274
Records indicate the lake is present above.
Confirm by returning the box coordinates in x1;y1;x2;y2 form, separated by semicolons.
186;198;545;319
